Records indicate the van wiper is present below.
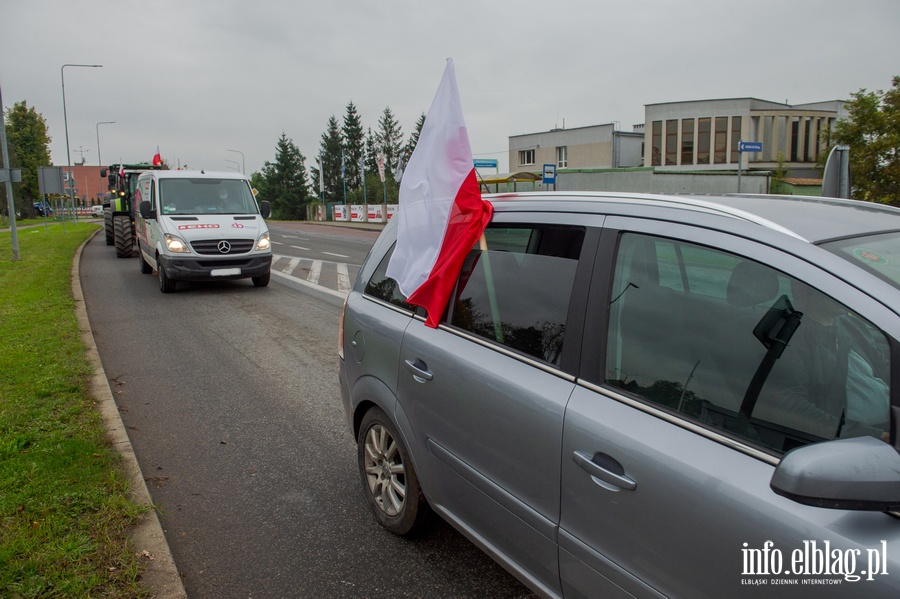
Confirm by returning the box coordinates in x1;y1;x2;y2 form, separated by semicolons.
739;295;803;423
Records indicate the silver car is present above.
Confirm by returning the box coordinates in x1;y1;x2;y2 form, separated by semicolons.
339;192;900;598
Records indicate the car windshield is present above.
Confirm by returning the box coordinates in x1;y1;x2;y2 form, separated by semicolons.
822;231;900;290
158;178;258;215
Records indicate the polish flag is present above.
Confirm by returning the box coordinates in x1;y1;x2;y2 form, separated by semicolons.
386;59;493;328
152;146;162;166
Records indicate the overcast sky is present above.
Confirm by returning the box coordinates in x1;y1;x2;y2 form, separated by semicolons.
2;0;898;177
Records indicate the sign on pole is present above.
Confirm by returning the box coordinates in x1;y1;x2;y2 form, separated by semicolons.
542;163;557;186
738;141;763;153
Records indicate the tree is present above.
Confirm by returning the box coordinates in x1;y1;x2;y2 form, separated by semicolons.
375;107;404;183
3;100;51;202
341;101;365;190
830;76;900;204
257;132;310;220
310;116;343;204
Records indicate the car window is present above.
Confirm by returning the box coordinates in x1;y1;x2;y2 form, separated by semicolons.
448;224;585;366
605;232;891;454
363;244;416;311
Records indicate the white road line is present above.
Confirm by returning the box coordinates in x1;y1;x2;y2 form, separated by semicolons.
307;260;322;285
322;251;349;258
290;245;311;251
271;270;346;299
336;263;351;296
271;240;284;245
282;257;300;275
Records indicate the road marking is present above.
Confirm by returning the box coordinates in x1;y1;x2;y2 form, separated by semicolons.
282;257;300;275
290;245;311;251
322;251;349;258
271;240;284;245
307;260;322;285
337;263;351;295
271;270;346;299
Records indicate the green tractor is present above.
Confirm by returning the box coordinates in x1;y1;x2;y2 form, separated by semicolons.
102;163;163;258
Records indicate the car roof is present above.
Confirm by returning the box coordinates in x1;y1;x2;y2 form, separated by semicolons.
485;192;900;245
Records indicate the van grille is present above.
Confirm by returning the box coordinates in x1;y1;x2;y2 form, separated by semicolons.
191;239;255;255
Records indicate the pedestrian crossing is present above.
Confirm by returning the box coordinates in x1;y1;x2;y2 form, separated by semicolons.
270;253;359;298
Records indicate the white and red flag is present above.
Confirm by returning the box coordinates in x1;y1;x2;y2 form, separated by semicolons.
386;59;493;328
152;146;162;166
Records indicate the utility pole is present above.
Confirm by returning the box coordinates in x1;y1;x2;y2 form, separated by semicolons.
0;81;21;259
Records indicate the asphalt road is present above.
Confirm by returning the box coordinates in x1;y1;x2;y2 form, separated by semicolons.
79;227;533;598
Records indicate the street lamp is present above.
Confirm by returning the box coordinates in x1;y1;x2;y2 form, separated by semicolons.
96;120;115;169
226;148;245;174
61;63;102;215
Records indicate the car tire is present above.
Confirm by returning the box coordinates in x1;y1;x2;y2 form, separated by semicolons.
252;272;270;287
357;407;430;537
138;243;152;274
158;257;176;293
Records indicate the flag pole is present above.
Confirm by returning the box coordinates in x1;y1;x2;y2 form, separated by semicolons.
478;234;504;343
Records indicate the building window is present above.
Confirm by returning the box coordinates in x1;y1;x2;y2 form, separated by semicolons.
651;121;662;166
730;116;742;163
791;117;800;162
714;117;728;164
519;149;535;166
557;146;568;168
665;120;678;166
681;119;694;165
697;118;711;164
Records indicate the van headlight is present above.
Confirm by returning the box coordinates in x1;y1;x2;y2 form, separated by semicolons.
256;232;271;251
164;234;190;253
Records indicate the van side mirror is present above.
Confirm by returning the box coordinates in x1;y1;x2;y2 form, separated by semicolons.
139;200;154;220
259;200;271;219
771;436;900;511
100;168;107;178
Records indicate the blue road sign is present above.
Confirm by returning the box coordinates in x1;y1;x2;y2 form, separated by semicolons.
738;141;763;153
473;159;498;169
542;163;557;185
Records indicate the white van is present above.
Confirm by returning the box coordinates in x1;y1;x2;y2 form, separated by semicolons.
135;170;272;293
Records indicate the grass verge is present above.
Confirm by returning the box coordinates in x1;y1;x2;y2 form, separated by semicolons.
0;223;148;597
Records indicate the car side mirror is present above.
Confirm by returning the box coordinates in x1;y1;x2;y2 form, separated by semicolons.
100;168;108;178
771;435;900;511
259;200;271;219
139;200;154;220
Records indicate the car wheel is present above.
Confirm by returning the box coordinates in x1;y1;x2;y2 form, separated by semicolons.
252;272;270;287
158;257;176;293
358;407;430;536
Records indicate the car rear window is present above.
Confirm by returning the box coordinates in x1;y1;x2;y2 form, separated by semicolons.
822;231;900;291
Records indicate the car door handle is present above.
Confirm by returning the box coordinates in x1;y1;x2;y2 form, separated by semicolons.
404;358;433;383
573;451;637;491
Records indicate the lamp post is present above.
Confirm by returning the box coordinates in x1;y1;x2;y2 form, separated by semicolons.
96;120;115;170
226;148;245;174
61;63;102;219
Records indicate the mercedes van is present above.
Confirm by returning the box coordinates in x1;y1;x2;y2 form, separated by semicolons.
135;170;272;293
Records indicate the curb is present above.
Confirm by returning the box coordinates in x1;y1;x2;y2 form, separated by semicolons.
72;230;187;598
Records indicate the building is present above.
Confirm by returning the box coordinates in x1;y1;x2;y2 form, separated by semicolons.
644;98;847;177
508;123;644;173
62;164;110;205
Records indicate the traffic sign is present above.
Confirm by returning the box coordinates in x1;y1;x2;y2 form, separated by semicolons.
738;141;763;153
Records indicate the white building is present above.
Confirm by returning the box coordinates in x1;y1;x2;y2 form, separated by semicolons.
508;123;644;172
644;98;847;176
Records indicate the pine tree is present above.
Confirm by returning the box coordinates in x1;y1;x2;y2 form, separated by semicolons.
258;132;309;220
312;116;343;203
341;101;365;190
375;107;404;183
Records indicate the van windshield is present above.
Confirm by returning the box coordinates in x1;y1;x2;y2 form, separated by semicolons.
158;178;259;215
